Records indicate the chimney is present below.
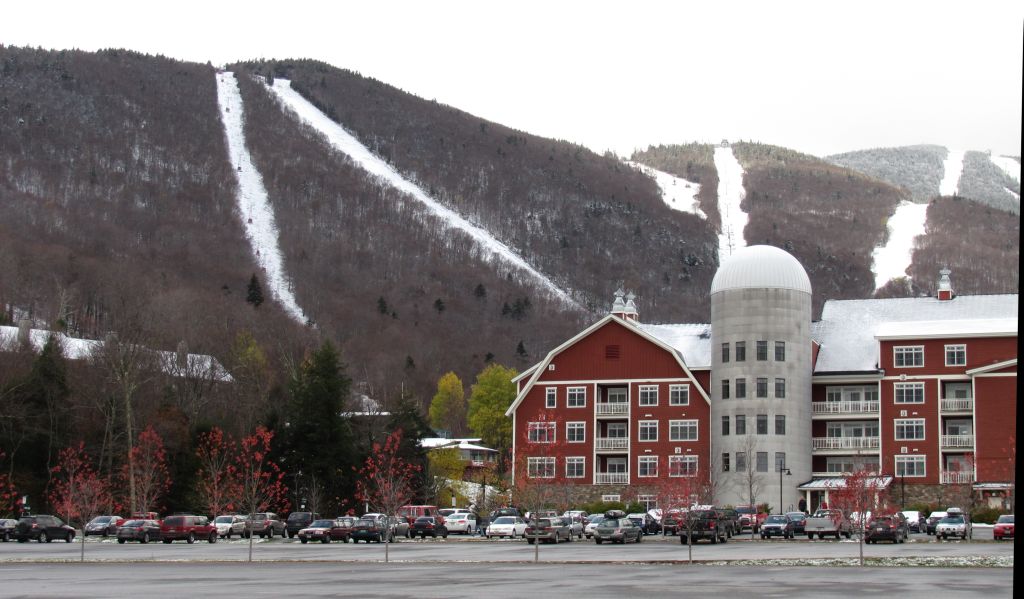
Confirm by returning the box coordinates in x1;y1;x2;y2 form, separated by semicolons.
176;340;188;369
17;319;32;347
937;268;954;301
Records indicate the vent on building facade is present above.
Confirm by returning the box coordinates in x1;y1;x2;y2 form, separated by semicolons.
674;447;681;454
900;410;907;417
605;345;621;360
548;364;556;371
901;447;907;453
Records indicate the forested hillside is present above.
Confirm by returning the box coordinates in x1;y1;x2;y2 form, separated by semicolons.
958;151;1020;214
827;144;946;202
630;143;721;226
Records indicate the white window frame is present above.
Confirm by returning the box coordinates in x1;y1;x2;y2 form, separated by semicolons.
602;494;620;502
669;384;689;406
893;345;924;368
527;421;556;443
894;382;925;404
567;386;587;408
895;455;926;478
566;421;586;443
606;422;627;438
669;455;698;477
894;418;926;441
565;456;585;478
638;385;659;406
638;420;658;442
527;457;555;478
637;455;659;477
669;419;698;441
545;387;557;408
944;344;966;367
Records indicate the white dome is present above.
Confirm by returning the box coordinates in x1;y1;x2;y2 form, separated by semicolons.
710;245;811;295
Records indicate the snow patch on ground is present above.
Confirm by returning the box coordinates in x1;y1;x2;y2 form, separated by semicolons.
625;161;706;218
268;79;578;309
713;146;748;262
216;73;308;324
1004;187;1020;201
939;148;964;196
990;155;1021;184
870;201;929;290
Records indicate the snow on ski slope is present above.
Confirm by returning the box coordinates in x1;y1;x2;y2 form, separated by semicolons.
713;146;748;262
268;78;579;309
939;148;964;196
990;154;1021;184
216;73;308;324
625;161;706;218
870;200;928;290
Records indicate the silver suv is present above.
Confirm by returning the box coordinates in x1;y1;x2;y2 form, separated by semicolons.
935;507;971;540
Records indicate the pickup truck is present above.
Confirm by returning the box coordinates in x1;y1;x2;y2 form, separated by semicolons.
678;509;728;544
735;505;766;533
803;509;852;539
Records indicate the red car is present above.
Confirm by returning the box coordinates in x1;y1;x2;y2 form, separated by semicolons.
993;514;1014;540
160;515;218;544
735;505;766;532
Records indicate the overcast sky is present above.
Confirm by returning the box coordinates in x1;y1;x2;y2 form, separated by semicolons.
3;0;1021;158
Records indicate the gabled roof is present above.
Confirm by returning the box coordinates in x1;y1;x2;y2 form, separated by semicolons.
966;358;1017;376
797;475;893;490
636;323;712;368
505;315;710;417
420;438;497;453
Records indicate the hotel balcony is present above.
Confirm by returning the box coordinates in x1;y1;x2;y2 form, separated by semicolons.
811;401;880;419
941;435;974;449
940;398;973;413
594;437;629;452
941;471;976;484
594;472;629;485
811;436;880;452
595;403;628;417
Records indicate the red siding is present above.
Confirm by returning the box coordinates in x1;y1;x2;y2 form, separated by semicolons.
881;336;1016;375
975;372;1017;482
536;320;685;382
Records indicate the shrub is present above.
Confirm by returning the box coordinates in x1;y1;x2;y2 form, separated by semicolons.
970;506;1005;525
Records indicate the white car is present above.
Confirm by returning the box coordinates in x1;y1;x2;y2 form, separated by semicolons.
213;515;247;538
486;516;527;538
900;510;923;532
446;512;477;534
584;515;606;538
935;508;972;540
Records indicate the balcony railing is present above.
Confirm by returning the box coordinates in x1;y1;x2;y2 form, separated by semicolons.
941;471;976;484
811;401;880;415
940;398;973;412
595;437;629;451
941;434;974;449
595;402;628;416
594;472;629;485
811;436;880;450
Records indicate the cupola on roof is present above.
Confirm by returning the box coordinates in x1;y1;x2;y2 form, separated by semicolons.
710;245;812;295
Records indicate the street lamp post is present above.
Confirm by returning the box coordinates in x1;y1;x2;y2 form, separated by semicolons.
779;467;792;514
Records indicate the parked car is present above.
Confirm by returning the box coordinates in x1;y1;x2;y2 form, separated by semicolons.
213;515;247;539
592;511;642;544
661;510;683;535
486;516;528;539
397;505;441;526
0;518;16;542
329;517;357;542
584;515;606;538
116;519;161;544
993;514;1014;540
350;517;392;543
900;510;923;533
925;511;947;535
14;515;76;543
716;507;739;537
865;514;909;544
160;515;217;544
760;514;795;539
298;519;341;544
735;505;766;532
285;512;320;538
489;507;522;520
935;509;972;540
524;517;571;544
446;512;477;534
785;512;807;535
627;512;659;535
245;512;285;538
410;516;448;540
679;509;728;544
561;514;585;539
804;509;852;540
84;515;124;537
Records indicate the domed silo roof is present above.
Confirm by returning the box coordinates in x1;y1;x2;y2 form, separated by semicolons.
710;245;811;295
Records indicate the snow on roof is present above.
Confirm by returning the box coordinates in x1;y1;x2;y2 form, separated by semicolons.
420;438;497;453
341;393;391;416
710;245;811;295
636;323;712;368
797;476;893;490
875;318;1017;339
812;295;1018;373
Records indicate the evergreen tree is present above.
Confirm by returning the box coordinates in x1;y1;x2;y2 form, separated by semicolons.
377;297;389;315
246;274;265;308
433;298;445;313
516;341;528;358
384;394;432;501
473;284;487;300
428;372;466;436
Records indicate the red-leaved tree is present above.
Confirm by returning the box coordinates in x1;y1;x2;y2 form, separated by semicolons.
0;451;21;518
196;427;240;516
234;426;288;562
356;429;420;563
829;466;893;565
123;426;170;515
49;442;111;559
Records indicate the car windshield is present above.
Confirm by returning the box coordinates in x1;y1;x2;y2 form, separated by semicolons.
310;520;334;527
122;520;144;527
940;516;964;524
873;517;892;524
787;513;805;521
588;516;605;524
414;517;433;523
493;517;516;524
215;516;234;523
766;516;788;523
163;517;183;526
997;515;1014;523
288;513;311;521
357;519;376;526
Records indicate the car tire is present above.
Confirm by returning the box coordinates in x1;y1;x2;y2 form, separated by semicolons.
301;538;308;544
142;533;150;544
163;539;172;544
186;533;195;544
39;532;48;543
527;539;535;544
209;533;217;543
711;534;718;545
636;534;642;543
595;538;603;544
323;537;330;544
720;534;727;544
65;532;73;543
118;538;126;544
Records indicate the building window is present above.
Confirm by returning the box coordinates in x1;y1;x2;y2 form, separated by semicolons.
722;343;730;363
735;341;746;362
721;379;730;399
735;415;746;435
736;452;747;472
775;341;786;362
827;420;879;438
756;451;768;472
756;377;768;398
735;378;747;398
893;346;924;367
545;388;556;408
894;382;925;404
602;494;621;502
722;416;730;436
775;415;786;435
607;422;627;438
638;421;658;442
637;494;657;511
527;422;556;443
638;385;658;406
638;456;659;477
894;419;925;440
895;455;926;477
567;386;586;408
566;422;586;443
756;340;768;361
607;388;627;403
669;455;698;477
775;378;786;399
945;344;966;367
722;453;731;472
826;386;879;403
669;385;689;406
669;420;698;441
826;456;880;474
756;414;768;435
565;457;585;478
527;457;555;478
775;452;786;471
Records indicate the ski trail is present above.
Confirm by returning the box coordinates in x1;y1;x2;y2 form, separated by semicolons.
625;160;706;218
268;78;579;310
216;72;308;324
939;148;964;196
713;146;748;262
870;200;928;290
989;155;1020;184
